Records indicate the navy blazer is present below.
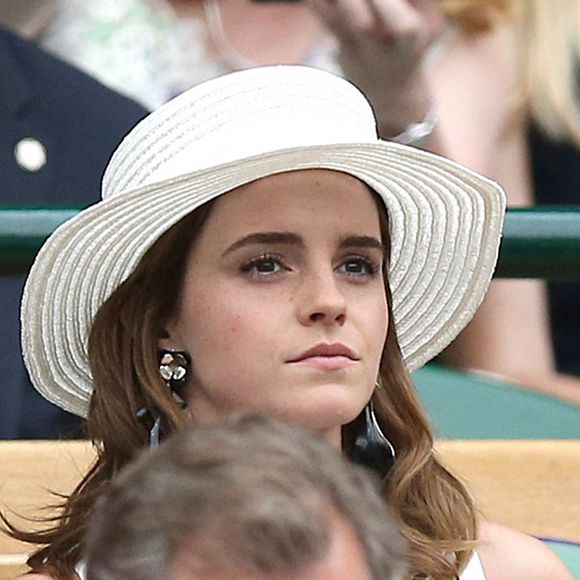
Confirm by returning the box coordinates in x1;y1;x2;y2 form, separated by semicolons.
0;27;147;438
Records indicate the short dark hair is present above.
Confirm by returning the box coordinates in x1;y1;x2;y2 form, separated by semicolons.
84;414;407;579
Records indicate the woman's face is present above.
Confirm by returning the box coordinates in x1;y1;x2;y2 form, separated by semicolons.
163;169;388;440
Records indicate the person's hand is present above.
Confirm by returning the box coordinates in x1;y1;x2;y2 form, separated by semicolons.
307;0;446;136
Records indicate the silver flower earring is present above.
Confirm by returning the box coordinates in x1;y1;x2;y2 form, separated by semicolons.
159;349;190;393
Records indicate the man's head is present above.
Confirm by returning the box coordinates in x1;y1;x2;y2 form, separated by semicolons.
84;415;407;580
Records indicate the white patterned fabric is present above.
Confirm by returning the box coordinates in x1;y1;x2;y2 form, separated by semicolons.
40;0;224;109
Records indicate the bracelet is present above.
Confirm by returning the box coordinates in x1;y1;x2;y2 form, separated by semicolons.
390;104;438;146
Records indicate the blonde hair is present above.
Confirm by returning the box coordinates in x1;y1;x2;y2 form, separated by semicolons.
521;0;580;146
442;0;580;146
4;191;476;579
440;0;514;32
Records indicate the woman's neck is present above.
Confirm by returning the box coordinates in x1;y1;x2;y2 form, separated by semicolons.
320;426;343;450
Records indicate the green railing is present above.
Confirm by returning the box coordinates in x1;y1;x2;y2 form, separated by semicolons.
498;207;580;280
0;208;76;275
1;206;579;278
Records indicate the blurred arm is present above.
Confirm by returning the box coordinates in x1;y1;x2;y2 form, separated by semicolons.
429;24;580;404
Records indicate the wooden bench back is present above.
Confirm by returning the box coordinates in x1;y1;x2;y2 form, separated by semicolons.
1;440;578;578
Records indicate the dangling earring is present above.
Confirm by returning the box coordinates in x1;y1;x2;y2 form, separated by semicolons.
351;396;396;479
136;406;162;448
136;350;191;447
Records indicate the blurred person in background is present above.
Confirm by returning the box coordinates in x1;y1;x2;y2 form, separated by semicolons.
521;1;580;381
432;0;580;404
0;4;147;438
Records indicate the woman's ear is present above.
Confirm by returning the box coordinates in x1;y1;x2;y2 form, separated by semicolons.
158;324;184;352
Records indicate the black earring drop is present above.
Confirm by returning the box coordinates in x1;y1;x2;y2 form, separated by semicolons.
351;399;396;479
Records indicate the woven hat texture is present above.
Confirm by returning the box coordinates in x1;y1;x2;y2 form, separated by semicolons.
21;65;505;417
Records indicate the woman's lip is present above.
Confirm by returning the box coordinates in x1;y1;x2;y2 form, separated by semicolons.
289;355;357;371
289;343;358;362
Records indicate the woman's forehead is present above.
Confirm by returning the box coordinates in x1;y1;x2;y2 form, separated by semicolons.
208;169;381;230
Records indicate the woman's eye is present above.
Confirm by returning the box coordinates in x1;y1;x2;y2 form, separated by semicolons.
241;255;288;278
338;257;380;277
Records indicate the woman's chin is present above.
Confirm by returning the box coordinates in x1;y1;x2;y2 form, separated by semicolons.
270;388;369;433
188;379;371;433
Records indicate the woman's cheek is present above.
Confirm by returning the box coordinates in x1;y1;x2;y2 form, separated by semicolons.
213;303;262;351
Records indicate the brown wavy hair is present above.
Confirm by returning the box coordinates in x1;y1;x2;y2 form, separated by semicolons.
4;184;476;579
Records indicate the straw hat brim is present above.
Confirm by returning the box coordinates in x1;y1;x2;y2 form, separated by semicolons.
21;141;505;418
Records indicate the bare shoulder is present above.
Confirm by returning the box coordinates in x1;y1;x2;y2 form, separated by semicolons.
17;574;56;579
477;521;573;579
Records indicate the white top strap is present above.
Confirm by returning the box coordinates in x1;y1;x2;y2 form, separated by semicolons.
460;550;487;580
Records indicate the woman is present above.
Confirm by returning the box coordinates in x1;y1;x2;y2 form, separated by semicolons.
10;66;569;578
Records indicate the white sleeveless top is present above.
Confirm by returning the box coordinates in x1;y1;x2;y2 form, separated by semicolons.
75;551;485;579
461;551;487;579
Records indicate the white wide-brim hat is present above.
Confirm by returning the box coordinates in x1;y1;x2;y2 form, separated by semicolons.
22;65;505;418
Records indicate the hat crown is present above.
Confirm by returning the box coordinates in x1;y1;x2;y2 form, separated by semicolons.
101;66;379;200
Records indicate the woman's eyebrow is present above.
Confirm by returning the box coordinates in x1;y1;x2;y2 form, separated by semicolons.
222;233;385;257
339;236;385;253
222;232;303;256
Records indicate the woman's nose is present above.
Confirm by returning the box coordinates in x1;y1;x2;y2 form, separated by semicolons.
296;269;347;327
